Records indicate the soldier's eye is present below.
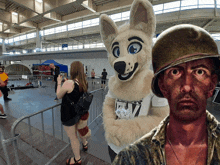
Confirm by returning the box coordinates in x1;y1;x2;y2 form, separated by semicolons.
171;69;179;75
196;69;204;75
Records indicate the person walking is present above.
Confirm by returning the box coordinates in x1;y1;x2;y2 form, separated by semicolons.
0;76;7;118
49;63;60;101
56;61;89;165
0;66;11;101
101;68;107;88
91;69;95;85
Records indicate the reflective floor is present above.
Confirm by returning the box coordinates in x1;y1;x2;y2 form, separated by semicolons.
0;78;111;165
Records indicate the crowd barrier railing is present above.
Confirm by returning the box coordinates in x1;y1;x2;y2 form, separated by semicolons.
4;88;107;165
8;75;54;87
7;75;109;88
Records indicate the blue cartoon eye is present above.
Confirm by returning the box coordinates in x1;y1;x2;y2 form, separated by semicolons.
113;47;120;58
128;42;142;54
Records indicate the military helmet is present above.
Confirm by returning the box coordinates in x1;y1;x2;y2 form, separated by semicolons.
152;24;220;97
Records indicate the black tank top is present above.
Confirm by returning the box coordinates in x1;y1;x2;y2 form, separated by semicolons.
60;81;84;124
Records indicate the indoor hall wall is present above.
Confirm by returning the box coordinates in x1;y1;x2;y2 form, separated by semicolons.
41;58;114;78
18;58;115;78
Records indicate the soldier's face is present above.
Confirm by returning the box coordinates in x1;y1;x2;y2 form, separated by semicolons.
158;58;217;122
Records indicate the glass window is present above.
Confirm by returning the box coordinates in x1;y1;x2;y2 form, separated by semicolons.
55;26;62;33
68;45;73;50
55;47;59;51
75;22;82;30
78;44;83;49
122;11;130;21
110;13;122;22
9;38;13;43
73;45;78;49
61;25;67;32
14;36;20;42
84;44;90;48
44;28;54;35
9;52;14;55
22;50;27;53
91;18;99;26
0;38;2;43
40;30;44;36
153;4;163;14
211;33;220;40
198;0;214;8
42;48;46;52
68;23;75;31
5;39;8;44
97;43;104;47
20;35;26;40
164;1;180;13
83;20;91;28
27;33;36;39
217;0;220;8
181;0;198;10
47;48;51;51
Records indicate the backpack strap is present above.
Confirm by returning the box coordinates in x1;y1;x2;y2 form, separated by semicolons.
66;94;74;105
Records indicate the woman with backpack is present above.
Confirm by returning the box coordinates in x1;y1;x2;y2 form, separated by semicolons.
56;61;90;165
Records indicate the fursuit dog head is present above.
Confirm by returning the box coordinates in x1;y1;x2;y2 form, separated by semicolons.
100;0;155;101
100;0;156;101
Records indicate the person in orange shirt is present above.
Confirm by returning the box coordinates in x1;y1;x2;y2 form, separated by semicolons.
0;66;11;101
0;76;7;118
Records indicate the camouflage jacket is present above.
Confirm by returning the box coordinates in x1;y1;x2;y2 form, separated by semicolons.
112;111;220;165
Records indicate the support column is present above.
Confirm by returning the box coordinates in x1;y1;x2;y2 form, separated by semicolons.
2;39;6;54
36;29;42;52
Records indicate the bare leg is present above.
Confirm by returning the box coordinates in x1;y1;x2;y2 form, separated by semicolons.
64;125;81;164
0;104;5;114
79;134;88;146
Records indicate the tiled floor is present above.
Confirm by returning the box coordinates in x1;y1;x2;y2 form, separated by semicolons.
1;77;220;165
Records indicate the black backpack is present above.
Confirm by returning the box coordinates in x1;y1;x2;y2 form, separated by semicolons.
66;92;93;115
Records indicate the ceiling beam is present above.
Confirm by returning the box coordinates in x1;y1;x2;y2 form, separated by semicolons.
203;18;215;29
0;11;12;25
44;12;61;22
81;0;98;14
19;21;37;28
8;0;39;14
4;27;20;33
0;2;5;10
96;0;133;13
0;33;8;38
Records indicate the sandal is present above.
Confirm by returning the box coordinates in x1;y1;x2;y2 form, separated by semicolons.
66;157;82;165
82;142;88;152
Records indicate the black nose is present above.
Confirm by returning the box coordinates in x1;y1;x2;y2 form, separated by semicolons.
114;61;126;74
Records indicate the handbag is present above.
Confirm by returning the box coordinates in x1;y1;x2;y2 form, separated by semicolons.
66;92;93;116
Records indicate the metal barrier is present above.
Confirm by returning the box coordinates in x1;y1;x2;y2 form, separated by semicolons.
8;75;54;87
0;127;20;165
7;88;107;165
7;75;108;88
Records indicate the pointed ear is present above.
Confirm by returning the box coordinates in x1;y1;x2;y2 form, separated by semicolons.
100;14;118;51
130;0;156;37
208;74;218;98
